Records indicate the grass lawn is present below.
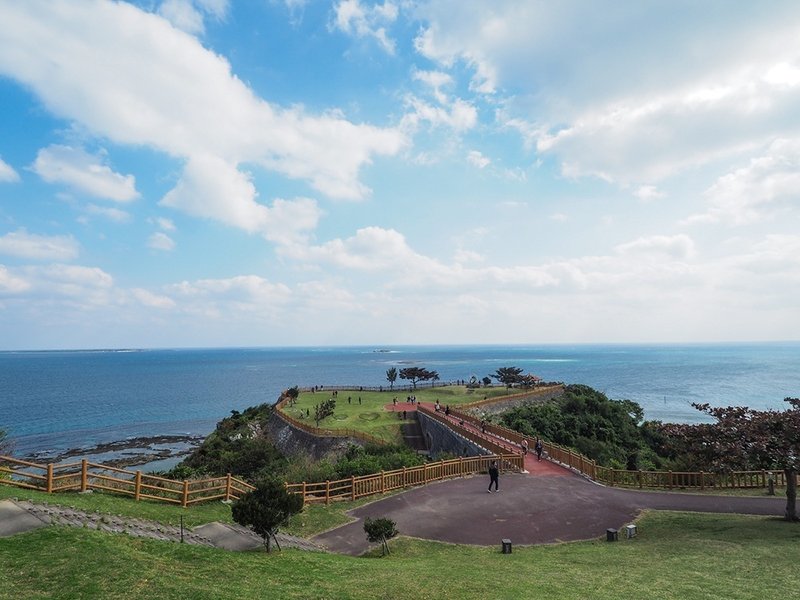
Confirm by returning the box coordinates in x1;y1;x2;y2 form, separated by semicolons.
0;483;388;537
1;510;798;599
280;386;512;443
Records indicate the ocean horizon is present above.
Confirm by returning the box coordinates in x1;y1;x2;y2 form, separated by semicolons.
2;342;799;467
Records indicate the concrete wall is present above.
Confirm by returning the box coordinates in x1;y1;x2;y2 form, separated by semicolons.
417;411;487;459
265;411;365;461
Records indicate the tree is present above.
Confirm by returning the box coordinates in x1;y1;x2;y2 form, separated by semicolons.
285;386;300;406
386;367;397;390
481;376;492;387
399;367;438;389
492;366;524;389
314;397;336;426
231;478;304;552
662;398;800;521
363;516;398;556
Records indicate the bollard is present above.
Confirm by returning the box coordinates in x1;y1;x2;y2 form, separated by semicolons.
606;528;618;542
501;539;512;554
625;524;637;539
768;473;775;496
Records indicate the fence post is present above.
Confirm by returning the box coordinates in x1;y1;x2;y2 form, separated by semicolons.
609;469;615;487
638;470;643;489
700;471;705;491
459;456;463;476
668;471;673;490
301;482;306;508
351;475;356;501
325;480;331;505
380;471;385;494
180;480;189;508
134;471;142;501
402;466;407;487
424;464;428;484
591;459;596;481
80;459;88;492
440;459;445;480
225;473;232;501
46;463;53;494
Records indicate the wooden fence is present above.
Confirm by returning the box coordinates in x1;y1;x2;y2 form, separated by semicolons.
0;455;254;507
286;453;524;506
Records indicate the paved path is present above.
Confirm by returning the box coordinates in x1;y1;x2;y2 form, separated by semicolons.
313;471;786;555
317;402;785;555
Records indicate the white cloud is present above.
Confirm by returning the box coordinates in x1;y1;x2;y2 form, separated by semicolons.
84;204;131;223
157;0;228;35
0;157;19;182
634;185;666;202
0;229;80;260
687;138;800;225
0;265;31;294
32;145;139;202
467;150;490;169
156;217;176;231
615;234;696;260
131;287;176;309
148;232;176;251
332;0;398;54
414;2;800;187
0;1;405;231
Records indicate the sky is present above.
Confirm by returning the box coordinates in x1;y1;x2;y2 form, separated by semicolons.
0;0;799;350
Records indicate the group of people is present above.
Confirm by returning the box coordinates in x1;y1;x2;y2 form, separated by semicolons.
520;437;544;461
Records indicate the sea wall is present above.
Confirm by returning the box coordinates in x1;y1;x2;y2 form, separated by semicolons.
266;411;365;461
417;410;486;459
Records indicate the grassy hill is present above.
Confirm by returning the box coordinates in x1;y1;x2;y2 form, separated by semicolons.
1;507;797;599
279;385;512;443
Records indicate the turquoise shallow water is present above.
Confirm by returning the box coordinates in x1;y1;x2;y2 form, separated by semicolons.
1;343;798;457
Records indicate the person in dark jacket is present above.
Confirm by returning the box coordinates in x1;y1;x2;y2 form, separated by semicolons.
488;460;499;493
535;438;543;461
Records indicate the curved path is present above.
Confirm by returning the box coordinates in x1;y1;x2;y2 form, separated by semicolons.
314;470;785;555
318;401;785;555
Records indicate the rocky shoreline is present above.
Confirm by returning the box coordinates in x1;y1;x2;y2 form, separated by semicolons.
23;434;204;470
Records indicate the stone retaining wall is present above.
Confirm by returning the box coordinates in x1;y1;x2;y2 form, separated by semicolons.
266;411;365;461
417;410;486;459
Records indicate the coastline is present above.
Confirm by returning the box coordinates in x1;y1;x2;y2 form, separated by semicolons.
19;434;204;472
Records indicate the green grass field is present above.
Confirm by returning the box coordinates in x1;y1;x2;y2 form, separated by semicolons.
1;510;798;599
280;386;511;443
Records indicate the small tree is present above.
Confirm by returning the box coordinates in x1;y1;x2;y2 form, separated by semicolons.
314;397;336;426
386;367;397;390
492;366;524;389
363;516;398;556
399;367;438;389
285;386;300;406
481;376;492;387
231;478;304;552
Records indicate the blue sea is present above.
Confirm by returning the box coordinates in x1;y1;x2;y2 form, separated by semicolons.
1;343;798;465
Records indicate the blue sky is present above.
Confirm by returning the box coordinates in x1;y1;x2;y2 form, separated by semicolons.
0;0;799;349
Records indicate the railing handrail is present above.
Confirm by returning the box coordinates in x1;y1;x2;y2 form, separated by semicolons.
0;455;254;506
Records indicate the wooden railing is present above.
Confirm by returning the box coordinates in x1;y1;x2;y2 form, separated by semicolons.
441;410;799;491
285;453;524;506
274;395;387;446
0;455;254;507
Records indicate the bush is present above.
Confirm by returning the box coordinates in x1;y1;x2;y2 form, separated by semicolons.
363;517;398;556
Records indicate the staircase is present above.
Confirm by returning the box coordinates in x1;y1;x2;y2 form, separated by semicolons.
401;413;429;454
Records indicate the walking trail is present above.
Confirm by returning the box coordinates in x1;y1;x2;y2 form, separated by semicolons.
316;401;785;555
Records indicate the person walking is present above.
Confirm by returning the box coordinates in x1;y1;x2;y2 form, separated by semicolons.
521;438;529;456
487;460;499;493
535;438;543;461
